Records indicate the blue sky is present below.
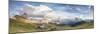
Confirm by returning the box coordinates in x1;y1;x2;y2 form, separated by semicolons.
9;1;94;19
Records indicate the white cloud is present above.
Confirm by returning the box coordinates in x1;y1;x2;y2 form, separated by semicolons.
18;4;93;20
25;4;35;8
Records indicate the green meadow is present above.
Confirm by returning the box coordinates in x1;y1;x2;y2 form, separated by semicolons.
9;17;94;34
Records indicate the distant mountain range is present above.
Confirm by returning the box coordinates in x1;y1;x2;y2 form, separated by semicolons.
10;15;94;26
49;17;93;26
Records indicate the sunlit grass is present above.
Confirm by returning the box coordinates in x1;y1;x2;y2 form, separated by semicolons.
9;18;94;34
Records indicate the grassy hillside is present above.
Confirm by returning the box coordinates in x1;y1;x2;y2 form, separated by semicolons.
9;15;94;34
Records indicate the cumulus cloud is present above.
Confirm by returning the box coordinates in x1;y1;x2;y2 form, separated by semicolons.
18;4;93;20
